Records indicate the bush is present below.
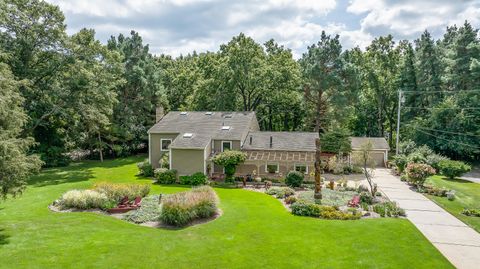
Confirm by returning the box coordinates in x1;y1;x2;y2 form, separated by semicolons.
393;154;409;173
462;208;480;217
373;201;405;217
93;182;150;202
425;154;449;171
284;196;297;204
407;152;426;164
58;190;108;209
211;150;247;180
421;185;448;197
405;163;436;186
123;195;162;223
291;201;361;220
265;187;295;198
285;171;304;187
155;168;177;184
438;160;471;179
160;186;218;226
190;172;208;186
137;160;154;177
359;192;373;204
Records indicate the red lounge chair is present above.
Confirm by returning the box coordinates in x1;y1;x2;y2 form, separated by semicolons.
348;196;360;207
118;196;130;208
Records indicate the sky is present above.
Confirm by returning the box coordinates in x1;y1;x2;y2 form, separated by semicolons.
46;0;480;58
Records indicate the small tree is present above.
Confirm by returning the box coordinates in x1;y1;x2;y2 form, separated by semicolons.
438;160;471;180
286;171;304;188
353;142;376;197
211;150;247;181
405;163;436;187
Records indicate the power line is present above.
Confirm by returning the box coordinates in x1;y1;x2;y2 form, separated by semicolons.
402;90;480;94
416;129;480;150
416;127;480;138
403;106;480;110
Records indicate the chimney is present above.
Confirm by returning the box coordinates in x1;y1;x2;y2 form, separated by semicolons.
249;136;252;145
155;107;164;122
269;136;273;148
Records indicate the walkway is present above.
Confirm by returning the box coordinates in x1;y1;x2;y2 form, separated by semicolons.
461;166;480;183
374;169;480;269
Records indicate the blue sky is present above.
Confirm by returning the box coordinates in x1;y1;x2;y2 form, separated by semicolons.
46;0;480;58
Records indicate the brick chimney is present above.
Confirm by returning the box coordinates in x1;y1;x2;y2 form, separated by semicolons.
155;107;164;122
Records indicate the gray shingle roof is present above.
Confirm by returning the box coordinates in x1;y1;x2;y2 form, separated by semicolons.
351;137;390;150
148;111;256;149
243;132;319;152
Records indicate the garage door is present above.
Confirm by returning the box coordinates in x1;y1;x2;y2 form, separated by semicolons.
371;152;385;167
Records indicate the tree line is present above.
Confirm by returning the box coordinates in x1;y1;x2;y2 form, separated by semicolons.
1;0;479;198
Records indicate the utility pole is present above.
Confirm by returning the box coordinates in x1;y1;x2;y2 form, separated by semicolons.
395;90;402;155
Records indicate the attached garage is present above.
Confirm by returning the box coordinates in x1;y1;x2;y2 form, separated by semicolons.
350;137;390;167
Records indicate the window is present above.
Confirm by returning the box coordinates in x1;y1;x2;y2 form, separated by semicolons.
266;163;279;173
161;139;171;151
294;164;308;174
221;141;232;152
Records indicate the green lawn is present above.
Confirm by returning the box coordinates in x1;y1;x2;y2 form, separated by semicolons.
0;157;453;268
425;175;480;232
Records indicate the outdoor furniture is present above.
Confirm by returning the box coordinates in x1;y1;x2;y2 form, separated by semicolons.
348;196;360;207
118;196;130;208
131;196;142;208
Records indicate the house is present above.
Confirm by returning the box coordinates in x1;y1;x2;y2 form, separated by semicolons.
148;111;390;177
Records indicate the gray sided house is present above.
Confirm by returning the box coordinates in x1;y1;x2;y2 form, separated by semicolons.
148;111;390;177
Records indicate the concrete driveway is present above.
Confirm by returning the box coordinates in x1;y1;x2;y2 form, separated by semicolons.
374;169;480;269
461;166;480;183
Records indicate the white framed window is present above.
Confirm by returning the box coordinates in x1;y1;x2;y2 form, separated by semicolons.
221;141;232;152
294;164;308;174
265;163;279;173
161;139;172;151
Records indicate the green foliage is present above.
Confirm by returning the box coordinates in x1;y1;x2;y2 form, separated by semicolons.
155;168;177;184
291;201;361;220
160;186;218;226
373;202;406;218
285;171;304;187
123;195;162;223
461;209;480;217
438;160;471;179
359;192;373;205
137;160;154;177
321;129;352;154
0;62;42;199
393;154;409;173
265;187;295;198
179;172;208;186
405;163;436;186
284;196;297;204
58;190;109;209
93;182;150;201
297;189;358;207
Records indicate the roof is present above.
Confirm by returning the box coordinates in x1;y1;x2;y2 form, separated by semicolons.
148;111;256;149
244;150;335;163
243;132;319;152
351;137;390;150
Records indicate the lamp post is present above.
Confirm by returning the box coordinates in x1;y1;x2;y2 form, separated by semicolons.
395;91;405;155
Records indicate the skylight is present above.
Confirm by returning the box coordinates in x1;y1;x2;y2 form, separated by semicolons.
183;133;193;138
221;126;231;130
180;111;188;115
205;111;213;115
223;114;232;118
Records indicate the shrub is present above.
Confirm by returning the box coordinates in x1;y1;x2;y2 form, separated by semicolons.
291;201;361;220
373;202;405;217
398;140;417;155
393;154;409;173
93;182;150;202
59;190;108;209
405;163;436;187
284;196;297;204
462;208;480;217
189;172;208;186
160;186;218;226
265;187;295;198
137;160;154;177
155;168;177;184
400;175;408;182
179;175;191;185
438;160;471;179
422;185;448;197
123;195;162;223
407;152;426;164
211;150;247;180
285;171;304;187
359;192;373;204
425;154;449;171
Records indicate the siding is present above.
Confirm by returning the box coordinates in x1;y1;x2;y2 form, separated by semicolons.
212;139;241;173
171;148;205;175
149;133;179;168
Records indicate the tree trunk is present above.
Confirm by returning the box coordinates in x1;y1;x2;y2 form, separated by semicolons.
314;138;322;200
98;132;103;162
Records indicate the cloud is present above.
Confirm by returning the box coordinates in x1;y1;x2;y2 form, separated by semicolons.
45;0;479;58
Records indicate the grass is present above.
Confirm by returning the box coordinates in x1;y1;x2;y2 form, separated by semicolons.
425;175;480;232
0;156;453;268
